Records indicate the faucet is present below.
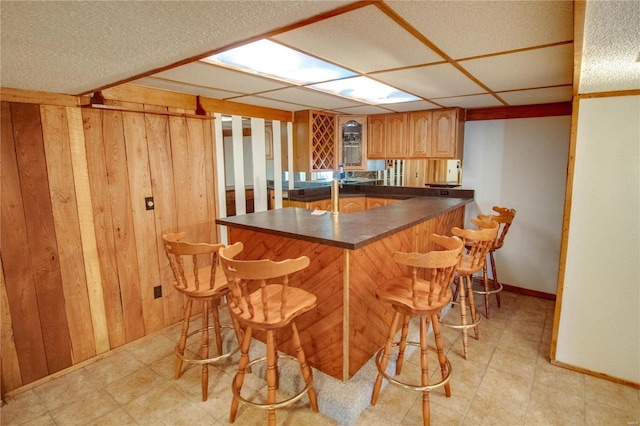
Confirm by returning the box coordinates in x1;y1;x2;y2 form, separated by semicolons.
331;179;343;215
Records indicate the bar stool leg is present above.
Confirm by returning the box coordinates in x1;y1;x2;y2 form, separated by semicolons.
396;315;411;375
175;299;194;379
266;330;277;426
230;326;253;423
489;252;501;307
291;322;319;412
431;314;451;397
211;298;223;354
466;275;480;338
201;300;210;401
458;277;470;360
419;316;431;426
371;311;402;405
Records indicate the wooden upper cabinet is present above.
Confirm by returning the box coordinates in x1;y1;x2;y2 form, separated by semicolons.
429;108;464;159
367;113;408;159
408;108;464;159
337;115;367;170
385;113;408;158
408;111;432;158
367;115;385;159
293;110;337;173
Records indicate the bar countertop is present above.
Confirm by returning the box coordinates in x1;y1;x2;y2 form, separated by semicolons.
216;196;472;250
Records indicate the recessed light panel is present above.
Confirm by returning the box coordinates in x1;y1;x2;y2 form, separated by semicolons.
311;76;420;104
202;39;355;85
203;39;419;105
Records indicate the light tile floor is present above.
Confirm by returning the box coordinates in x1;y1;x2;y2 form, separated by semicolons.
2;292;638;425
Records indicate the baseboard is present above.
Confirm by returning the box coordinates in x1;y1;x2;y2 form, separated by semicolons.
471;277;556;301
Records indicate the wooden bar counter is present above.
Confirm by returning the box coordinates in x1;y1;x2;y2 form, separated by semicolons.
216;194;472;382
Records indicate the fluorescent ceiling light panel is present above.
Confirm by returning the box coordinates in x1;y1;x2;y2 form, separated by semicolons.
203;39;355;85
311;76;421;104
203;39;419;104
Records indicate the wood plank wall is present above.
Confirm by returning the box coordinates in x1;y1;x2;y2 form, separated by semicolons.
1;100;219;397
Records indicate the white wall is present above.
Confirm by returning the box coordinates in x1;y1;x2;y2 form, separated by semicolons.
462;116;571;295
556;95;640;384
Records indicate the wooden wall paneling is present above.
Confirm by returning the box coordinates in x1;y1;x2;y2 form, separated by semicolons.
100;107;145;342
348;228;411;378
121;105;165;334
66;107;110;355
144;104;182;326
1;255;23;396
82;108;127;348
40;105;96;363
0;101;46;385
183;116;212;241
200;117;217;244
10;102;73;373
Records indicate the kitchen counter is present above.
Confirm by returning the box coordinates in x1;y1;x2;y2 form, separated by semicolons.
216;192;471;382
217;196;471;250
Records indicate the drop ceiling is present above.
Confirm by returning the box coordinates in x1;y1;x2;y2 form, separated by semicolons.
1;1;638;115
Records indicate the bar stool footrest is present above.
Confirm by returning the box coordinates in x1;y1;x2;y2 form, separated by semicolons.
439;312;483;330
374;342;451;393
232;354;314;410
472;281;503;296
175;324;240;365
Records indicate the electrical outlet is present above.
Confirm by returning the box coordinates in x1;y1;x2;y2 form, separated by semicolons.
153;285;162;299
440;190;449;196
145;197;154;210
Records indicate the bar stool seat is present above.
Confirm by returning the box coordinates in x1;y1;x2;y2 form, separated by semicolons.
219;242;319;426
473;206;516;318
371;234;464;426
441;219;498;359
162;232;241;401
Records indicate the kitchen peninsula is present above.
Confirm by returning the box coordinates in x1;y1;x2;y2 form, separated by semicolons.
216;186;473;382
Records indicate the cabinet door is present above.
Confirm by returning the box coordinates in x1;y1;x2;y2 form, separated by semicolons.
366;197;387;209
385;113;408;158
429;109;458;158
408;111;431;158
307;199;331;211
338;115;367;170
340;197;365;213
367;115;386;159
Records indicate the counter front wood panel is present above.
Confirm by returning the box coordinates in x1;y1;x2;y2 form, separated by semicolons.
224;204;466;381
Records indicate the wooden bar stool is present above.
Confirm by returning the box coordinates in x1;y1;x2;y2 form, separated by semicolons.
441;219;498;359
474;206;516;318
370;234;464;426
162;233;241;401
219;242;319;426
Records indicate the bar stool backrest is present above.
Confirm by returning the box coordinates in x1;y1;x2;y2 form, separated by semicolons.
219;242;311;321
452;220;499;274
162;232;224;292
391;234;463;307
478;206;516;251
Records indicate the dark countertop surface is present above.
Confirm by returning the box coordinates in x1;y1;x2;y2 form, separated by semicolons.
216;196;472;250
284;183;473;202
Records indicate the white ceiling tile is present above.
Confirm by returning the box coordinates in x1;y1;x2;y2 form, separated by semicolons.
387;0;573;59
434;94;504;109
382;100;441;113
461;44;574;92
228;95;309;112
273;5;443;73
155;62;288;94
132;77;243;100
0;0;348;94
374;63;486;99
498;86;573;106
259;87;364;110
333;105;397;115
579;0;640;93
